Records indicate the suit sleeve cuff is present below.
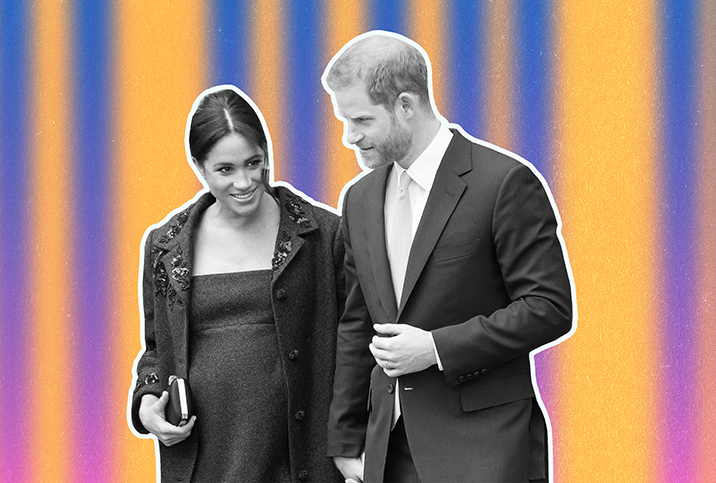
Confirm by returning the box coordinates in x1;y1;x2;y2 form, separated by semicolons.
431;332;444;371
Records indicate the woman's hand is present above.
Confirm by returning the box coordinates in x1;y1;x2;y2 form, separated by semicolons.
139;392;196;446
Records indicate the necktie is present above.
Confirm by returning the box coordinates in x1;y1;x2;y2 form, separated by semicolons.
389;171;413;305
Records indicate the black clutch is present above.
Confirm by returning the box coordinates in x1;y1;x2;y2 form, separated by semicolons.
165;376;194;427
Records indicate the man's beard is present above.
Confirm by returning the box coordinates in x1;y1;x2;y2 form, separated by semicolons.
358;117;412;169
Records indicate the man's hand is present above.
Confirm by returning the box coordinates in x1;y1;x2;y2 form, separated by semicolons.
370;323;437;377
139;392;196;447
334;456;364;483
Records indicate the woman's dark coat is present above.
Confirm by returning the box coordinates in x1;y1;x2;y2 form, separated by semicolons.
130;186;345;482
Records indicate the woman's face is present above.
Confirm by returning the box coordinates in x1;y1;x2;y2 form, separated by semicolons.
197;132;267;221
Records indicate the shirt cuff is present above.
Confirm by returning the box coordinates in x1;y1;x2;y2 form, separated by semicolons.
430;333;444;371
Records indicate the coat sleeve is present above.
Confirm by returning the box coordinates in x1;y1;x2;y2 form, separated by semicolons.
432;163;573;387
326;188;375;457
130;232;165;434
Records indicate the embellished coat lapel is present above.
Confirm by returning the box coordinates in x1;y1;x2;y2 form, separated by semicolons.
399;131;472;315
152;192;214;377
270;187;319;284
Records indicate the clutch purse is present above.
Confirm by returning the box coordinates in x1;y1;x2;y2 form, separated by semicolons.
165;375;194;427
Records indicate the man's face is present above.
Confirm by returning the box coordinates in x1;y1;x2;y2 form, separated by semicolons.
333;82;412;169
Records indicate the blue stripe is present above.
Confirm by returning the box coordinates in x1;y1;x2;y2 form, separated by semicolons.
513;0;558;407
369;0;405;34
447;0;485;137
211;0;250;88
73;0;112;479
285;0;324;200
0;1;30;479
660;0;698;479
514;0;554;178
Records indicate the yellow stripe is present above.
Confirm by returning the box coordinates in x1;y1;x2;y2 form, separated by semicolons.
251;0;287;184
697;0;716;480
29;1;72;480
112;3;207;481
407;0;448;118
553;1;658;480
321;0;367;208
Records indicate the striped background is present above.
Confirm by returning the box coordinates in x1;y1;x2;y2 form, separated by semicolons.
0;1;714;481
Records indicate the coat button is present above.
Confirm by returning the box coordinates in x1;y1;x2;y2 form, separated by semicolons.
387;384;394;394
481;368;488;374
276;288;287;301
295;410;305;420
289;349;299;360
298;469;309;481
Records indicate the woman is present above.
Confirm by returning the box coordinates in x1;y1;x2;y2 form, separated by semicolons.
129;86;345;482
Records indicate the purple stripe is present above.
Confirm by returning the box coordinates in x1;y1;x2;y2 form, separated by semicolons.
447;0;486;137
72;0;113;480
659;0;699;480
0;1;31;480
284;0;325;200
210;0;250;87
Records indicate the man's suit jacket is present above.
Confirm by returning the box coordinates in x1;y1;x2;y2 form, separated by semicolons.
327;130;574;482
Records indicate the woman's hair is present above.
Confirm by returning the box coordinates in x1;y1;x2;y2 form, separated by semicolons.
188;87;274;196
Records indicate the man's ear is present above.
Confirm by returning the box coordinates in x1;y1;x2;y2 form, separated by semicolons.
396;92;417;119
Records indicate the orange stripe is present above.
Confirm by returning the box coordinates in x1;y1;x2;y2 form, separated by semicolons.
483;0;516;151
112;3;208;481
697;0;716;481
29;1;72;481
407;0;448;118
321;0;367;208
250;0;287;184
553;1;658;480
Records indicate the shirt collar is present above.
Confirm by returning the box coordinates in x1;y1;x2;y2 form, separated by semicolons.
393;123;453;192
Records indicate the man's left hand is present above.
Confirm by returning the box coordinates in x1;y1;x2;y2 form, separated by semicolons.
370;323;437;377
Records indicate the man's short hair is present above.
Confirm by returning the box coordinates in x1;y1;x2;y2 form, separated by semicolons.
325;33;431;112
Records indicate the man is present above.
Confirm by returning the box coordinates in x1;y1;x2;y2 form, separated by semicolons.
323;31;574;483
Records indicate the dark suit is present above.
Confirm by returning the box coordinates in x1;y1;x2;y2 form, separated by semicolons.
327;130;574;482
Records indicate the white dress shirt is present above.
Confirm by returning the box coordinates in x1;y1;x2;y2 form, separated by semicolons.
384;123;453;425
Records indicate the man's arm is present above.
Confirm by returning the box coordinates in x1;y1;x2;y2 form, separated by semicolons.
327;188;375;458
432;163;573;386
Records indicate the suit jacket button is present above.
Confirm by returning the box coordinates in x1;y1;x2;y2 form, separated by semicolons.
473;371;480;377
481;368;488;374
387;384;394;394
458;376;465;382
289;349;299;360
276;288;288;301
298;469;309;481
295;410;305;421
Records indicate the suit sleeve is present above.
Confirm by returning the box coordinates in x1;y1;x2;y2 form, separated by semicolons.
130;232;165;434
432;163;573;387
326;187;376;457
332;216;347;324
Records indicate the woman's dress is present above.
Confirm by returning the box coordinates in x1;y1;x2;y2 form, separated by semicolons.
188;269;291;482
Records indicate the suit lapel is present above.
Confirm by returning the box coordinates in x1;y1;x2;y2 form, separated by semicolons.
399;131;472;315
362;166;399;321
